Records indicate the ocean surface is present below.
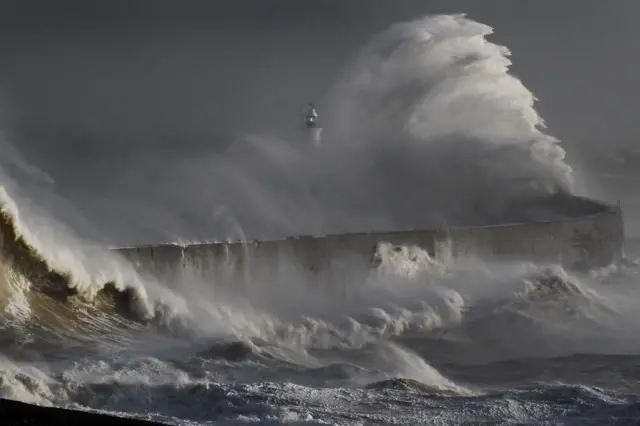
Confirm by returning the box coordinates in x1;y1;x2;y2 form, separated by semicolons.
1;12;640;426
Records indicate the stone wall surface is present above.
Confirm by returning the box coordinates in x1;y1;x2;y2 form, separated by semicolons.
114;195;625;280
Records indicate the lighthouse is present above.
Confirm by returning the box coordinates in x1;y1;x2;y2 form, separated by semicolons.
304;103;322;146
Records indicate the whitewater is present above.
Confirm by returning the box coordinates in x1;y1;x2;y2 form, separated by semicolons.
0;13;639;425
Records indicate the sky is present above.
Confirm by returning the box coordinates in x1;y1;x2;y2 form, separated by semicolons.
0;0;637;241
0;2;638;148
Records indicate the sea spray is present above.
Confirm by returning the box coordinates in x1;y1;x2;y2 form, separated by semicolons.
39;15;577;244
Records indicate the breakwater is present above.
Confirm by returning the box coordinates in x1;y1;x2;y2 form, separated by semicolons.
114;195;625;282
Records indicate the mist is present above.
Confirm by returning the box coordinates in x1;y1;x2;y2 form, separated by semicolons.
0;4;639;423
0;1;638;243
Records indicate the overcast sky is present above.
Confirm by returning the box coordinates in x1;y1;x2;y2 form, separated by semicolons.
0;0;636;188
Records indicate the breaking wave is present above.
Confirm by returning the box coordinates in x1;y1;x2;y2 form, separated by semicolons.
49;14;577;245
214;14;575;237
0;12;635;426
0;174;639;424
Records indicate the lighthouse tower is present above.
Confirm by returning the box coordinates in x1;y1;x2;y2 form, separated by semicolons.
304;103;322;146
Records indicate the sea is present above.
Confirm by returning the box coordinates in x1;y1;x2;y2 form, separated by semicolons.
0;12;639;426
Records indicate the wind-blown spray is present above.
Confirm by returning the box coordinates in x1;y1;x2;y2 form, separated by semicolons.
120;14;574;242
0;14;637;426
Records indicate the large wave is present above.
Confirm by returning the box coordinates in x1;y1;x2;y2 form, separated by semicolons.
1;192;640;422
22;14;576;245
0;12;582;349
320;14;573;225
0;12;635;425
176;14;574;241
0;163;639;423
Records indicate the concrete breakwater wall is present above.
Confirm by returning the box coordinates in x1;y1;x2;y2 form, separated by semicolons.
114;195;625;281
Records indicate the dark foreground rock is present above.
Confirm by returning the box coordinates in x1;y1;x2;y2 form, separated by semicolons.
0;398;167;426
